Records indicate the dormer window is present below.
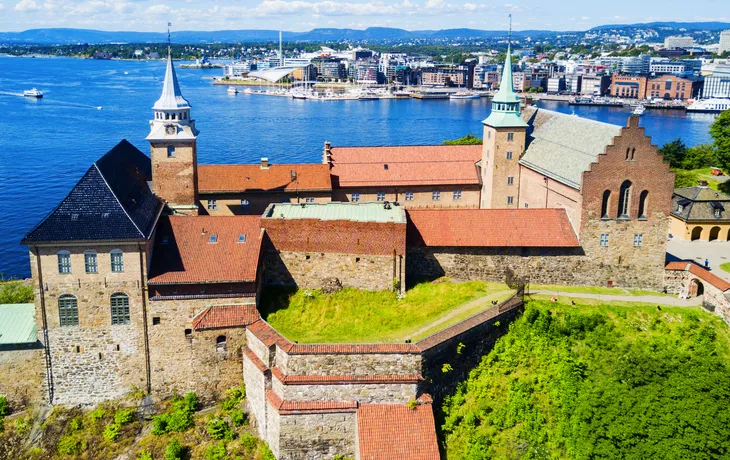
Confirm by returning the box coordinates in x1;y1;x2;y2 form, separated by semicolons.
71;214;79;221
677;204;684;213
209;234;218;244
715;208;721;218
237;234;246;243
710;201;724;218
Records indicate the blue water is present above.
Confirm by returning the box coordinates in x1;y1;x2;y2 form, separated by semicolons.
0;56;718;278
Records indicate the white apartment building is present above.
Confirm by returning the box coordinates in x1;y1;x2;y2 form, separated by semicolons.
720;31;730;55
664;36;695;49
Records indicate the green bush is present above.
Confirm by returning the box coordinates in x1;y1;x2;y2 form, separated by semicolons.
103;423;120;442
240;432;258;452
164;438;184;460
0;395;8;417
114;408;135;426
205;441;227;460
58;435;85;455
165;408;194;433
88;408;106;422
137;450;153;460
219;384;245;411
68;417;83;432
230;408;247;427
0;280;34;304
206;416;233;441
153;392;198;435
151;414;169;435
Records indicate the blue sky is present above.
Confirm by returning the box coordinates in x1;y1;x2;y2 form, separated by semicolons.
0;0;727;32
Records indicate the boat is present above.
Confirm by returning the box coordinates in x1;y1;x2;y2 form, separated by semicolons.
686;98;730;113
358;90;379;101
227;86;239;94
23;88;43;98
291;92;308;100
632;105;645;116
449;91;480;100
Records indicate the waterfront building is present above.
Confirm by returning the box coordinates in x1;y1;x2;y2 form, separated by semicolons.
645;74;702;100
664;36;695;49
719;30;730;55
547;75;567;93
311;56;346;81
670;183;730;241
420;65;471;88
702;65;730;98
581;74;611;96
650;60;691;75
610;73;648;98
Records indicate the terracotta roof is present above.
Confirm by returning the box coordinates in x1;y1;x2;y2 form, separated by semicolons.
665;261;730;291
328;145;482;187
246;320;293;349
242;346;269;373
192;305;260;330
407;208;580;247
357;403;440;460
270;367;422;385
266;390;358;415
287;343;419;355
198;164;332;193
148;216;263;284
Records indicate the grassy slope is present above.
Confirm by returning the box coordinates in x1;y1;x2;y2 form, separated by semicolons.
528;284;673;297
441;299;730;460
260;280;511;343
720;262;730;273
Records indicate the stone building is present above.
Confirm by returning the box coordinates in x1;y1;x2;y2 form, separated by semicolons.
0;304;45;408
670;184;730;241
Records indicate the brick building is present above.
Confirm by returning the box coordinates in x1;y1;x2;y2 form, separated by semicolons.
610;73;648;99
645;74;702;100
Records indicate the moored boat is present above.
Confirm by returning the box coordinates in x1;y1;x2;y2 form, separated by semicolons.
23;88;43;98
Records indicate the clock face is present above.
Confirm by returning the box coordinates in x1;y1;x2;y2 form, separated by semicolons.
165;125;176;135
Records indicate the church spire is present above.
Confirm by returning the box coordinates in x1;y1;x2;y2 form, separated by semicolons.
483;15;527;128
153;53;190;111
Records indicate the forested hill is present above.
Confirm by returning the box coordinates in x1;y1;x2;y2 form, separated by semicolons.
440;300;730;459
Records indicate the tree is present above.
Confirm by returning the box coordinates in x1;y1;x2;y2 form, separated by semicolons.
658;138;687;167
682;144;718;170
710;109;730;172
443;134;482;145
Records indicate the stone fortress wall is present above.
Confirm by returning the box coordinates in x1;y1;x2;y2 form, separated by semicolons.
242;291;525;460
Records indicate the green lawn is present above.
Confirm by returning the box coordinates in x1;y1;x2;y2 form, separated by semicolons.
528;284;673;297
259;279;513;343
526;293;689;309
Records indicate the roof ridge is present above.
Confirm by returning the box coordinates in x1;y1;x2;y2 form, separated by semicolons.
534;107;623;129
93;163;145;239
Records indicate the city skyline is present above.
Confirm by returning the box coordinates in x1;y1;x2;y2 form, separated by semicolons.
0;0;728;34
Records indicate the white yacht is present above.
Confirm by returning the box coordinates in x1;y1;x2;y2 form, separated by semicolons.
450;91;480;100
686;98;730;113
23;88;43;98
632;105;645;116
227;86;239;94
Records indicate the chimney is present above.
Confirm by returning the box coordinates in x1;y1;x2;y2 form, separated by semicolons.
260;157;269;169
698;179;709;187
323;141;332;168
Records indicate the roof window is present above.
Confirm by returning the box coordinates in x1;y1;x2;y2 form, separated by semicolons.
209;234;218;244
237;234;246;243
71;214;79;221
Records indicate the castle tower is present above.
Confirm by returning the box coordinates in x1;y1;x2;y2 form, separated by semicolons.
146;50;200;216
480;43;528;209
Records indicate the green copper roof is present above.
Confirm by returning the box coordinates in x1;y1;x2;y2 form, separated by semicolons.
263;202;407;224
0;303;37;345
483;44;528;129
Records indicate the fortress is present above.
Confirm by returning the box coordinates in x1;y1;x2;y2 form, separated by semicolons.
2;46;690;458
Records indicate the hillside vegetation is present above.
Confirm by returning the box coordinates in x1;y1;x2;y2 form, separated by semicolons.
441;300;730;460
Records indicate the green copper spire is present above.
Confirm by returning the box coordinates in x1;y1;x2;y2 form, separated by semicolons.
483;18;527;128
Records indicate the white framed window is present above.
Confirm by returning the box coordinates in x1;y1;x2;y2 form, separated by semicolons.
84;250;98;274
600;234;609;247
110;293;130;326
507;196;514;205
432;191;441;201
237;234;247;244
209;234;218;244
351;192;360;202
506;151;513;160
377;192;386;202
633;234;644;247
453;190;462;200
57;251;71;274
404;191;414;201
240;199;250;208
207;199;217;210
507;132;514;141
110;249;124;273
507;176;514;185
305;197;315;203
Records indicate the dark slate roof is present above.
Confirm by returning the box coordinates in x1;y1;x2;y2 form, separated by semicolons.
671;186;730;222
22;140;163;244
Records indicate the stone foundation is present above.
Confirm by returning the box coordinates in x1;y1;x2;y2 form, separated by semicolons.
0;344;45;409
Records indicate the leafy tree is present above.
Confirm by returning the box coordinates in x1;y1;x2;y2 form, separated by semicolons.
442;134;482;145
710;109;730;172
658;138;687;167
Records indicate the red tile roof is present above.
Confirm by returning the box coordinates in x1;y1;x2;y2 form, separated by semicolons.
357;403;440;460
665;261;730;291
287;343;419;355
407;208;580;247
246;320;293;349
148;216;263;284
328;145;482;187
192;305;260;330
264;218;406;256
242;346;269;373
266;390;358;415
198;164;332;193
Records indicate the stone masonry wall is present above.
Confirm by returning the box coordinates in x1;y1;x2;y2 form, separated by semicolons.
243;354;268;439
278;412;357;460
0;344;45;409
277;382;417;404
282;352;421;376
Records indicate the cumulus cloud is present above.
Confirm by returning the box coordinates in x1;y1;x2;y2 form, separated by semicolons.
146;3;171;15
15;0;39;11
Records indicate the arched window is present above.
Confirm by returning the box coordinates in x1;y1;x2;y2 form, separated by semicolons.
691;226;702;241
618;180;632;219
59;294;79;327
110;293;130;325
110;249;124;273
630;148;636;161
709;226;721;241
625;148;630;161
601;190;611;218
638;190;649;219
216;335;227;353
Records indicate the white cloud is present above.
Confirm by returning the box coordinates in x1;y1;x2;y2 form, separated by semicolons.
146;3;170;15
0;3;5;9
15;0;39;11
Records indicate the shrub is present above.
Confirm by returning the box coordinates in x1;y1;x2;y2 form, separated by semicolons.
164;438;184;460
0;280;34;304
407;399;418;410
68;416;83;432
240;432;258;452
152;414;169;435
137;450;153;460
442;363;453;373
230;408;247;427
88;408;106;422
205;441;227;460
58;435;85;455
207;416;233;441
154;392;198;435
103;423;121;442
114;408;135;426
166;408;194;433
0;395;8;417
219;384;245;412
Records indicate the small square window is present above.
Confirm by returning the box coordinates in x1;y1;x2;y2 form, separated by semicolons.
453;190;462;200
376;192;386;202
152;317;161;326
207;199;217;210
209;234;218;244
351;192;360;202
240;199;250;207
507;132;514;141
432;191;441;201
633;234;644;247
507;196;514;205
305;197;315;203
600;234;609;247
162;237;169;245
507;176;514;185
71;214;79;221
237;234;246;243
404;191;414;201
506;151;513;160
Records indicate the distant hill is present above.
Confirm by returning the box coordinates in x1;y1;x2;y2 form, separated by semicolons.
0;21;728;45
